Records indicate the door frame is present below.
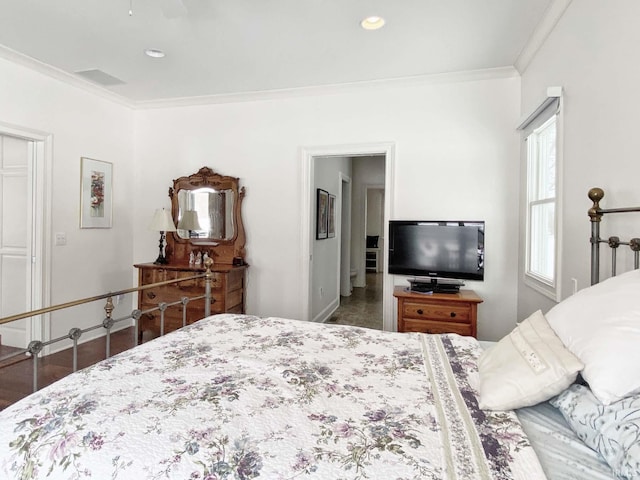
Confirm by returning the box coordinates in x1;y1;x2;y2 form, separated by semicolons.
338;173;352;297
0;121;52;346
301;142;395;331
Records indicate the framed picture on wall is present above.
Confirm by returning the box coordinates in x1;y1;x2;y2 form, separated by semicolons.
328;194;336;238
316;189;328;239
80;157;113;228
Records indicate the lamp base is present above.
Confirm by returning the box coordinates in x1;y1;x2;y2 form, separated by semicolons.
153;255;168;265
153;231;168;265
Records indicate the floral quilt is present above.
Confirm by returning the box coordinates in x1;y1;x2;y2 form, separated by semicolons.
0;314;547;479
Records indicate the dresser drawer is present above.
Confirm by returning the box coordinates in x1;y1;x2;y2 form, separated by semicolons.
139;301;219;335
402;301;470;324
402;318;473;336
139;294;223;312
135;263;246;341
141;269;222;289
142;286;223;305
139;309;188;334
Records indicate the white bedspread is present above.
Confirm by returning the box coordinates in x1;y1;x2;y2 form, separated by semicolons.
0;314;547;479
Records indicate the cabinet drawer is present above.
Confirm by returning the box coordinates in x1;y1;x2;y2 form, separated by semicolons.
402;301;470;323
402;318;472;336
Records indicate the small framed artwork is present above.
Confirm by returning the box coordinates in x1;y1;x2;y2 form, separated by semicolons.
316;189;329;240
80;157;113;228
328;194;336;238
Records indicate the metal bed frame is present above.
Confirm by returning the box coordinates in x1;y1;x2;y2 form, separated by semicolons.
588;187;640;285
0;258;216;393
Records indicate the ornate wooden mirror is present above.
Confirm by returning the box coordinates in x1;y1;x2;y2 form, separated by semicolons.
165;167;246;265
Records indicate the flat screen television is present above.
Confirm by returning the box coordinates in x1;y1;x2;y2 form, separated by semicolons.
388;220;485;282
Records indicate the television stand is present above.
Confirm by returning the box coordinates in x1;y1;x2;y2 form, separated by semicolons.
408;278;464;294
393;286;483;337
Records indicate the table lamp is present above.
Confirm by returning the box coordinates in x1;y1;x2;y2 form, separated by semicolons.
149;208;176;264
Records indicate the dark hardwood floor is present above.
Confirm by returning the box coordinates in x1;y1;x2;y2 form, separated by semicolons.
0;327;152;410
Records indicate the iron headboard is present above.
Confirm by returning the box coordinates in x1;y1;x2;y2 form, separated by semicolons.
588;187;640;285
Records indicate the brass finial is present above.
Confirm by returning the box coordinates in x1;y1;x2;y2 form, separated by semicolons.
104;296;114;320
204;257;214;271
588;187;604;223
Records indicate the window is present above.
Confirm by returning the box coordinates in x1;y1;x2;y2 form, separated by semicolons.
525;114;558;297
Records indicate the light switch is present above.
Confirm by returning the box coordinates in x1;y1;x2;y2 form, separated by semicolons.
55;232;67;246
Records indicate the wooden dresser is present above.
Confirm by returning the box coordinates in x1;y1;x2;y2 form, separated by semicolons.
393;286;483;337
134;263;246;339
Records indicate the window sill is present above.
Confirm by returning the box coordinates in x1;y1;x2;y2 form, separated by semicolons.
524;273;560;302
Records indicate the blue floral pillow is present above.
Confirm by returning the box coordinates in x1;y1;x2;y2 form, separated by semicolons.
551;384;640;479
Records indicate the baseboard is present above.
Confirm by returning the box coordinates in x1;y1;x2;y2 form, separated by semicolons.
0;326;26;349
314;298;340;323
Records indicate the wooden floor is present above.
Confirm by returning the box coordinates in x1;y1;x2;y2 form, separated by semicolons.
0;327;152;410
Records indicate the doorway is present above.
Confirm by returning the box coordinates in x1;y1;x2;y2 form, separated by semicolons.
329;159;385;329
301;143;395;332
0;125;51;348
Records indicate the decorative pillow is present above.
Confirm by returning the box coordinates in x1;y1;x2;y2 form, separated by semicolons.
551;384;640;479
546;269;640;404
477;310;583;411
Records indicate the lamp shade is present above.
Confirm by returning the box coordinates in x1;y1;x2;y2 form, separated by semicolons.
148;208;177;232
177;210;202;231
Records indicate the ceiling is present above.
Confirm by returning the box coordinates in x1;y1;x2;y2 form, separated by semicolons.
0;0;558;105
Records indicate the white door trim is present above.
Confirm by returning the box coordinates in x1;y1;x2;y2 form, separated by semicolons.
0;121;52;345
301;142;396;332
338;173;352;298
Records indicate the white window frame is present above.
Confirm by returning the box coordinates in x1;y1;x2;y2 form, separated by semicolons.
523;105;562;301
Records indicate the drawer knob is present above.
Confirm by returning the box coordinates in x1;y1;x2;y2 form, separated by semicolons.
450;312;456;318
146;292;156;299
417;309;423;315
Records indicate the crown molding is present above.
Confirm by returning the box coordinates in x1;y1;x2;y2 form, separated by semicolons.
133;66;519;109
0;44;133;108
515;0;573;74
0;41;518;110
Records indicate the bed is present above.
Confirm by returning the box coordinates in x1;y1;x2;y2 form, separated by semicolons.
0;314;546;479
0;187;638;480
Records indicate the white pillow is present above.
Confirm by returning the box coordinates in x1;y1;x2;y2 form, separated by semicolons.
546;269;640;404
477;310;583;411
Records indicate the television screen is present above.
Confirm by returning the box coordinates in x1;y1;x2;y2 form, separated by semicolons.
388;221;484;281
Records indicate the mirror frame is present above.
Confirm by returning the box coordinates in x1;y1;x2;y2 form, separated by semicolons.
166;167;246;266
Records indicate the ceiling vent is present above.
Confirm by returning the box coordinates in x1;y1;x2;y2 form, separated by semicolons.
74;69;125;86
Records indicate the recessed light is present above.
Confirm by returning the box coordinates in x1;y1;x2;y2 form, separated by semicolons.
144;48;165;58
361;16;385;30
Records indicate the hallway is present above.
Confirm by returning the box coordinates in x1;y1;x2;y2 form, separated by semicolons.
325;273;383;330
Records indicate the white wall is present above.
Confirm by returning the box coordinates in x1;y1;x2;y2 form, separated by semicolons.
352;156;385;286
0;57;134;345
311;156;351;321
135;74;521;340
366;189;384;238
517;0;640;320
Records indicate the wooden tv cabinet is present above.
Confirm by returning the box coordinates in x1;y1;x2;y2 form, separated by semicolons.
393;286;483;337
